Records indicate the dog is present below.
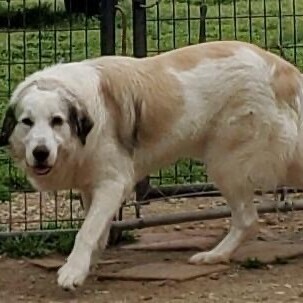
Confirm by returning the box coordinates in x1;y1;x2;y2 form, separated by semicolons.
1;40;303;290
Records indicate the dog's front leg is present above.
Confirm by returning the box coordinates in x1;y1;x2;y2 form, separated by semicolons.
57;178;129;290
80;189;111;267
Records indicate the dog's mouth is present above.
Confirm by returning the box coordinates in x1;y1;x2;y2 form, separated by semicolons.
31;164;52;176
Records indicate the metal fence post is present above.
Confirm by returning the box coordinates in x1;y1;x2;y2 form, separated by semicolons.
199;1;207;43
133;0;147;58
100;0;116;55
100;0;119;245
132;0;150;201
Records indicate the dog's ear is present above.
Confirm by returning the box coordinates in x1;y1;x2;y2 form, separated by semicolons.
68;103;94;145
36;77;94;145
0;106;17;147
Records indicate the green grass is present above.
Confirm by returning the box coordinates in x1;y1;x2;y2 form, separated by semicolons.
0;0;302;193
0;226;136;257
0;232;76;257
0;223;78;257
240;257;266;269
240;256;290;269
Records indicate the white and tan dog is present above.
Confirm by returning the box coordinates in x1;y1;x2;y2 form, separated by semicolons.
1;40;303;290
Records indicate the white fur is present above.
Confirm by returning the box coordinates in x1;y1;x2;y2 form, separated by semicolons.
4;41;303;290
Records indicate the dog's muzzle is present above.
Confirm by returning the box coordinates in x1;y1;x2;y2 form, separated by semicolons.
31;145;52;175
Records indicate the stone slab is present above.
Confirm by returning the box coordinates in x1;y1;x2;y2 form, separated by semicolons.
121;230;224;251
232;241;303;263
25;257;125;270
97;262;229;282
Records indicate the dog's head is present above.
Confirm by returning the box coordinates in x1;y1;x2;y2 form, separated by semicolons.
0;77;94;177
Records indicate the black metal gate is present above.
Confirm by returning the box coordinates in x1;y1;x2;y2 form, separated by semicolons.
0;0;302;236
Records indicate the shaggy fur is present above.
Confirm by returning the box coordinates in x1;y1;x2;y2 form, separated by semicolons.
1;40;303;290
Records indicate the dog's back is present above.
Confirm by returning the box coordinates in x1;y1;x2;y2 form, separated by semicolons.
121;42;303;192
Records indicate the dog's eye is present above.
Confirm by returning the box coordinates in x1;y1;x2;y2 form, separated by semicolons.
21;118;33;127
51;116;64;127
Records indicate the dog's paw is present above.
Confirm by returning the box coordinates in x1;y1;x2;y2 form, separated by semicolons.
57;260;89;290
188;251;230;265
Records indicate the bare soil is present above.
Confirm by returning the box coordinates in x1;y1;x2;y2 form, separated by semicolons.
2;195;303;302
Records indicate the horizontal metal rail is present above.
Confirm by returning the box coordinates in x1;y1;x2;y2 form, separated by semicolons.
138;183;303;202
0;198;302;238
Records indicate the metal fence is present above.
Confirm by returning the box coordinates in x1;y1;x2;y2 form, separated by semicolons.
0;0;302;236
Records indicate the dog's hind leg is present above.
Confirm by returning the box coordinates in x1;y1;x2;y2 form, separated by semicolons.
189;187;258;265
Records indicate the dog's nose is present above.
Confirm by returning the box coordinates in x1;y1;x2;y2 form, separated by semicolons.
32;145;50;163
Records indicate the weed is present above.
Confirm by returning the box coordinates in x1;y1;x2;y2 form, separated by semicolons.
120;230;137;244
241;257;265;269
275;257;289;265
0;220;138;257
0;232;75;257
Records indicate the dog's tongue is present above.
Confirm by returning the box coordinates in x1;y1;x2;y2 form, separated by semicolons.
34;167;51;175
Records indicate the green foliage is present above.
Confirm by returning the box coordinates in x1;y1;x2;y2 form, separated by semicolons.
0;3;67;29
241;257;265;269
241;256;289;269
0;184;10;202
120;230;137;244
275;257;289;265
208;0;236;4
0;151;32;202
150;160;207;186
0;232;76;258
0;229;138;257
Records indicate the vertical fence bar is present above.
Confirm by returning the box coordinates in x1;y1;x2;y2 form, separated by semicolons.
132;0;149;201
22;0;26;77
232;0;237;40
292;0;297;64
156;2;160;53
24;192;27;231
187;0;191;45
278;0;283;55
133;0;147;58
100;0;116;56
263;0;267;49
199;1;207;43
217;0;222;40
54;0;58;63
248;0;252;42
172;0;176;49
99;0;121;245
68;0;73;62
85;0;89;58
38;0;42;68
7;0;12;232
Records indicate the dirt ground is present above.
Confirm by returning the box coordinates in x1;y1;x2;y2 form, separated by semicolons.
2;195;303;302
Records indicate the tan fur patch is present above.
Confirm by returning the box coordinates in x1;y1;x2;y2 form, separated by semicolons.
248;43;302;109
94;57;184;152
156;41;302;110
92;40;302;153
231;42;301;109
154;42;236;71
270;61;301;108
100;80;135;153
